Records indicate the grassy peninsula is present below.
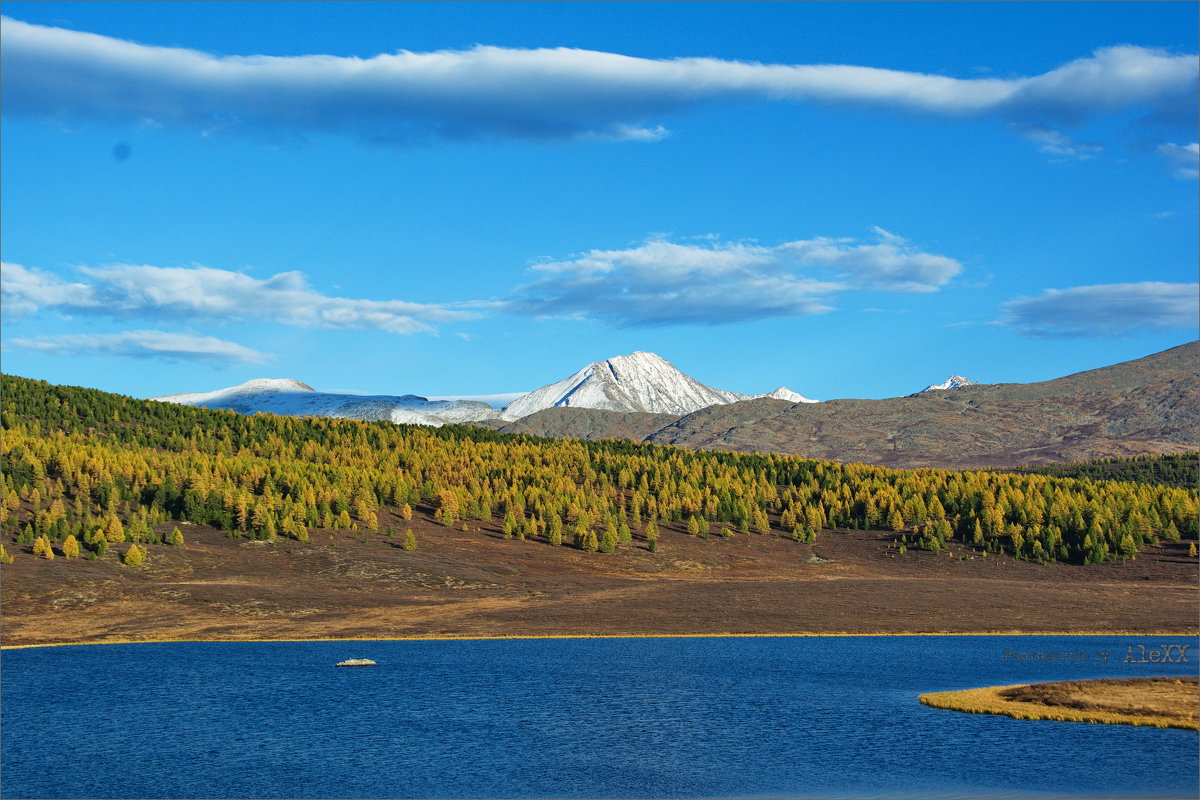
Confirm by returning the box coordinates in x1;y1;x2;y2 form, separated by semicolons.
921;677;1200;730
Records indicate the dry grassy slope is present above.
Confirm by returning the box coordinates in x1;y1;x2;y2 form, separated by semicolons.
498;342;1200;468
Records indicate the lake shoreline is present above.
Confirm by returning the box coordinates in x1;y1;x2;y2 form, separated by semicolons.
5;628;1196;651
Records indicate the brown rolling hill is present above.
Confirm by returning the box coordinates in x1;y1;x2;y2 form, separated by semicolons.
497;341;1200;469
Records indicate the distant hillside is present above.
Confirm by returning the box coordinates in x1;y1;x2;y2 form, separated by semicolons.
497;342;1200;469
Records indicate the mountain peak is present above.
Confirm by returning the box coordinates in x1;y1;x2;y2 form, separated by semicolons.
501;351;744;419
604;351;671;370
756;386;819;404
920;375;977;393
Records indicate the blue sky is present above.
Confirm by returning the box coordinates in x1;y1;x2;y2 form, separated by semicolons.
2;1;1197;402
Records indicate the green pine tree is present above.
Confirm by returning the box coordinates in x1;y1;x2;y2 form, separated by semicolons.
599;527;617;553
122;544;146;566
580;530;599;553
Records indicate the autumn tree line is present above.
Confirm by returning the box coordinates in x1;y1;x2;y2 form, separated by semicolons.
1;374;1196;566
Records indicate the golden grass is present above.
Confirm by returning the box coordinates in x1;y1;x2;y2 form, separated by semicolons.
921;677;1199;730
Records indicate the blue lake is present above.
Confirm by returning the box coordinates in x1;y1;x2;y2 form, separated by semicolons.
2;635;1197;799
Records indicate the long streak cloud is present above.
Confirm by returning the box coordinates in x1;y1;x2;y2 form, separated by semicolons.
999;282;1199;338
0;262;480;334
10;330;272;364
2;16;1195;142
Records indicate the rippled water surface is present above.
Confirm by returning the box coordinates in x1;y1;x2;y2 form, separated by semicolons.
2;635;1197;799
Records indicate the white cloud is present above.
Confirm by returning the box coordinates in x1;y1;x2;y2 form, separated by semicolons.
0;262;479;333
0;262;95;314
506;230;962;326
999;282;1199;338
1157;142;1199;179
1;17;1194;143
1008;123;1104;160
10;330;272;364
1000;44;1197;120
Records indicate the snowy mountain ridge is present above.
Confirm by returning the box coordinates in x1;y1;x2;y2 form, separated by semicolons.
152;379;500;427
149;351;821;428
153;378;317;405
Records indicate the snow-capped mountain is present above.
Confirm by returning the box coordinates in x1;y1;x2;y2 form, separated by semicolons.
500;352;741;419
500;351;819;420
754;386;819;404
919;375;978;393
152;378;500;427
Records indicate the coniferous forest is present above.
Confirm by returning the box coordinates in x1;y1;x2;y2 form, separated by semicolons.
1;374;1196;569
1008;453;1198;490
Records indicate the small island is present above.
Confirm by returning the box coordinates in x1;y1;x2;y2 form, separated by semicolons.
920;676;1199;730
335;658;377;667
